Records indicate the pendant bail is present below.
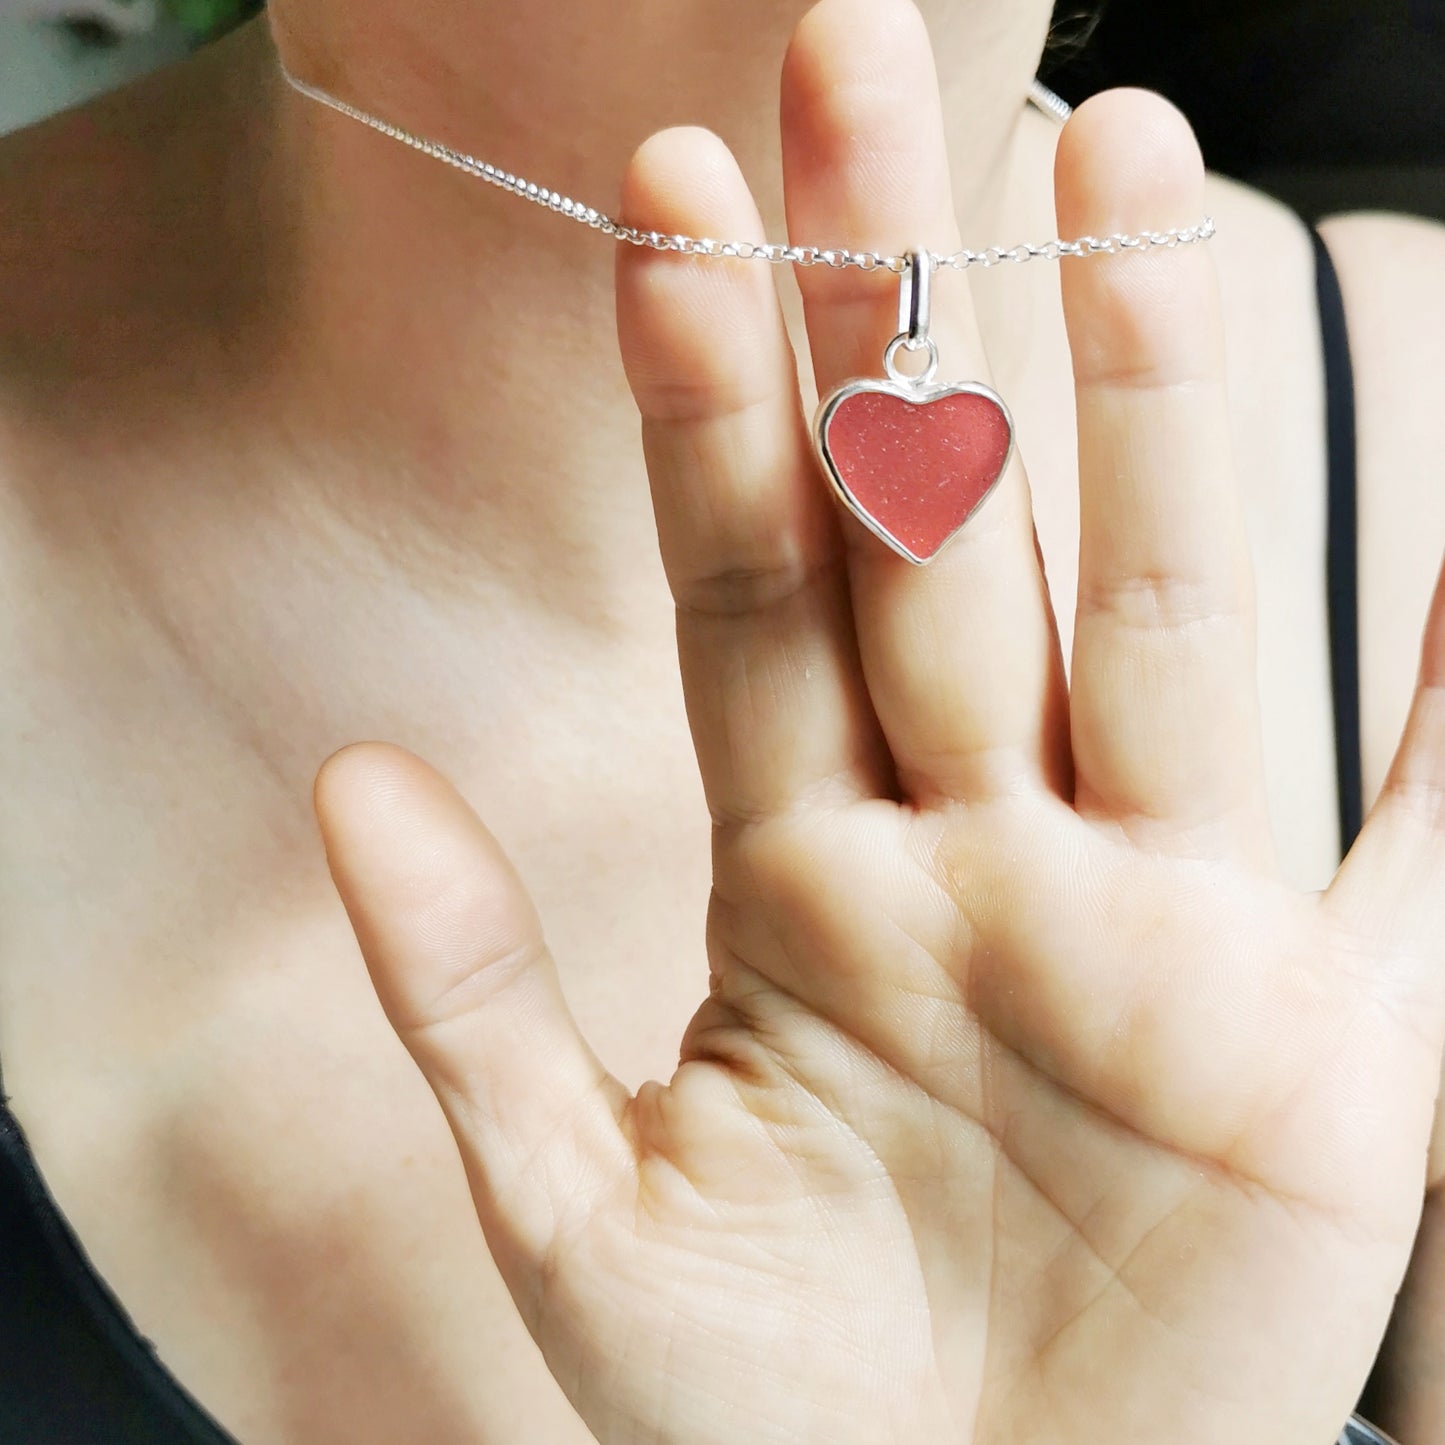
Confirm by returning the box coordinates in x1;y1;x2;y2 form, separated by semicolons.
884;250;940;388
897;249;933;349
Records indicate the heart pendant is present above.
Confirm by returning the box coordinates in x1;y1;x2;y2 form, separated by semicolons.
814;375;1014;565
811;247;1015;565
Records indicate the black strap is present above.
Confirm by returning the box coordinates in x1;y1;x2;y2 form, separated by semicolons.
1312;227;1364;855
0;1088;239;1444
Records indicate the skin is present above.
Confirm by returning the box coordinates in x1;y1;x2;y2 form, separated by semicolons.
0;0;1443;1439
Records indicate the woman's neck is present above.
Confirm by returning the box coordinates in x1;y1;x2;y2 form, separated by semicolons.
19;0;1061;633
267;0;1055;241
244;0;1062;596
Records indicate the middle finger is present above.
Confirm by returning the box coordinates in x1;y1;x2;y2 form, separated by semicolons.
782;0;1069;808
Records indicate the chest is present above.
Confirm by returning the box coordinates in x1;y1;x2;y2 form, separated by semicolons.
0;214;1357;1442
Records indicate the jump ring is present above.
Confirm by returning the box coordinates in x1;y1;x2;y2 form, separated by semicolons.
883;333;939;388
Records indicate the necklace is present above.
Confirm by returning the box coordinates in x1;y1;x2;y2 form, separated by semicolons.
280;63;1214;564
275;75;1413;1445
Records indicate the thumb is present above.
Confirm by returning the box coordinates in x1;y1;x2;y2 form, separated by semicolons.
313;742;635;1306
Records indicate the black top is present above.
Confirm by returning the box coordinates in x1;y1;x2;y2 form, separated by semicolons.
0;229;1364;1444
0;1100;238;1444
1316;227;1364;853
1044;2;1445;179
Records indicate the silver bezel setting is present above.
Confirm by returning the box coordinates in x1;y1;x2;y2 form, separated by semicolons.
812;374;1016;566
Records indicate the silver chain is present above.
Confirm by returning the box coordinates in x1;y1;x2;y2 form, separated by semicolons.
279;64;1215;272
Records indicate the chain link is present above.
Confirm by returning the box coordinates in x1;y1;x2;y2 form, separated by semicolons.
281;64;1215;272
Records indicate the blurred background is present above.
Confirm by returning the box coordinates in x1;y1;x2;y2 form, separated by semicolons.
1042;0;1445;221
0;0;1442;222
0;0;258;135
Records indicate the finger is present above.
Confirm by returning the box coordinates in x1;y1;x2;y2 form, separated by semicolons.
781;0;1069;806
313;743;634;1297
1057;91;1271;860
1328;555;1445;1006
617;127;892;827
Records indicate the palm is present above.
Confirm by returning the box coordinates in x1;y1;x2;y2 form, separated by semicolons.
495;797;1425;1444
313;1;1445;1442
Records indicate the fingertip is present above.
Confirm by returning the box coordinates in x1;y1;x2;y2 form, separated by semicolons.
314;737;412;796
1054;89;1222;389
313;741;495;929
784;0;930;108
313;740;432;842
1055;87;1206;239
781;0;950;249
619;126;752;237
617;128;790;419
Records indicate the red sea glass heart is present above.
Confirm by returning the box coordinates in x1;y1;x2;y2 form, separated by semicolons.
815;380;1015;564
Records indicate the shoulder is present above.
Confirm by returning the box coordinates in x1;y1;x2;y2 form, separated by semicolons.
1186;178;1445;809
1311;210;1445;468
1312;211;1445;804
1318;211;1445;795
1196;175;1332;519
1186;178;1445;865
1313;210;1445;449
1189;175;1340;879
1314;208;1445;307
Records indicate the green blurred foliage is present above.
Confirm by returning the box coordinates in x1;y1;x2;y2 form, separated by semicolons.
162;0;263;39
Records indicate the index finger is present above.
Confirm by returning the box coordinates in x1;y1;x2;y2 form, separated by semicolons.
616;127;892;830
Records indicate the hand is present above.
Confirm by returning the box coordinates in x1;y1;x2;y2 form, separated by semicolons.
1360;1102;1445;1435
313;1;1445;1441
